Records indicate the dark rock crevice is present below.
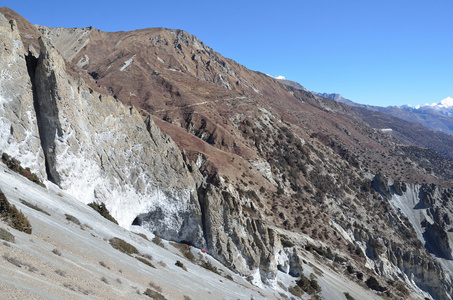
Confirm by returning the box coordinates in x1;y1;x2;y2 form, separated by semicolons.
24;40;63;185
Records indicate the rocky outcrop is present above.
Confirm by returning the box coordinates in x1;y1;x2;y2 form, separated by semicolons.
0;15;206;247
36;25;92;62
368;179;453;299
0;15;45;178
197;182;277;282
34;34;205;245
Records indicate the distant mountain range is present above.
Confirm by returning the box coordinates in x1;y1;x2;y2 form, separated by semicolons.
275;79;453;136
323;93;453;136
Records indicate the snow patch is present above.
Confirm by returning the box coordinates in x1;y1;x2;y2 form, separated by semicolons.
120;55;135;71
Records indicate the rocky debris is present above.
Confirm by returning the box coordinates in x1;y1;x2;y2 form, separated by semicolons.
372;173;391;198
391;180;406;196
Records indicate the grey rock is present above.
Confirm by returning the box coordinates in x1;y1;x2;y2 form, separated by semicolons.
0;13;45;178
29;34;205;246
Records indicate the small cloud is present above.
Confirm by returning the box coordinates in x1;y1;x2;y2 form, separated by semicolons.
275;75;286;80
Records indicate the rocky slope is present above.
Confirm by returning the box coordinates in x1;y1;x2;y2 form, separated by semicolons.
1;6;453;299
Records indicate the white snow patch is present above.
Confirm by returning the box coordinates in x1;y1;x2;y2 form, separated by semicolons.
415;97;453;109
120;55;135;71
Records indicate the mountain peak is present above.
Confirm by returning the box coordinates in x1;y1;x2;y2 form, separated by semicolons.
438;96;453;108
415;96;453;109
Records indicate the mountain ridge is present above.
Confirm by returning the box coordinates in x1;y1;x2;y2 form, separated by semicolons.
1;6;453;299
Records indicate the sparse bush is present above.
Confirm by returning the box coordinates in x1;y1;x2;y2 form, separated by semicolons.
116;278;122;284
65;214;81;225
134;232;149;240
198;260;220;275
394;281;409;296
0;228;15;242
87;202;118;224
344;292;355;300
99;261;109;269
171;242;195;263
142;253;153;260
3;254;23;268
0;190;32;234
3;254;37;271
136;257;156;268
1;153;45;187
149;281;162;292
55;269;67;277
152;234;164;247
288;285;303;297
101;276;109;284
52;248;62;256
224;274;234;281
20;199;50;216
277;281;287;291
82;223;93;230
109;237;138;255
365;276;386;292
175;260;187;271
158;260;167;267
296;274;322;295
144;288;167;299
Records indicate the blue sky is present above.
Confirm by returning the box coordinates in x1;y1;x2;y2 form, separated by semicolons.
2;0;452;106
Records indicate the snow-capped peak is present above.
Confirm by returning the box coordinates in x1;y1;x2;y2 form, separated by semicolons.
438;96;453;108
415;97;453;110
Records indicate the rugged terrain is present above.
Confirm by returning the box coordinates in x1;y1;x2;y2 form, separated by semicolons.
1;6;453;299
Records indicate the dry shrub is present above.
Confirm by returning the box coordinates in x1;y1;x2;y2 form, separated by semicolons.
158;260;167;267
0;228;15;242
109;237;138;255
20;199;50;216
0;190;32;234
149;281;163;292
65;214;81;225
87;202;118;224
175;260;187;271
136;257;156;268
144;288;166;300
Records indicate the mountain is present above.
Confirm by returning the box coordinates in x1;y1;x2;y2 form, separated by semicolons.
315;91;453;136
312;92;359;107
415;97;453;117
1;7;453;299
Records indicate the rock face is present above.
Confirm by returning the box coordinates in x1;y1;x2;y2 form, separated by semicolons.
1;14;205;247
0;15;45;177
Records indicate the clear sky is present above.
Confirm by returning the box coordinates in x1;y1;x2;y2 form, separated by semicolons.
2;0;452;107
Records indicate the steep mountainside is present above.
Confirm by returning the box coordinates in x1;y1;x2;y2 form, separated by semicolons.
1;6;453;299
